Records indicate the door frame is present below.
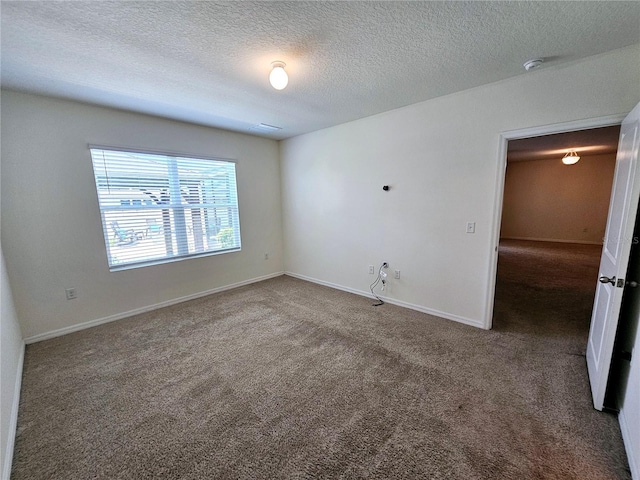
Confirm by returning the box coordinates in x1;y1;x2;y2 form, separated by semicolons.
484;113;627;330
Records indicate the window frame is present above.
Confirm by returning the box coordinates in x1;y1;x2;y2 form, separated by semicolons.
89;145;242;271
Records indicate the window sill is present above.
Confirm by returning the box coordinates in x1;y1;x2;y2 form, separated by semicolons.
108;247;241;272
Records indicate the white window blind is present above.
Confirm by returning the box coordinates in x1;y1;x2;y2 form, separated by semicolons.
90;147;241;270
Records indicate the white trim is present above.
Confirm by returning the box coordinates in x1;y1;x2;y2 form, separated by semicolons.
499;114;627;141
619;407;639;480
24;272;284;344
88;144;237;164
500;236;603;246
485;131;509;330
284;272;484;330
485;113;626;330
3;341;25;480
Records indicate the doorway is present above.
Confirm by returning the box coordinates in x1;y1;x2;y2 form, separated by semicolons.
492;125;620;340
484;115;624;329
493;125;620;348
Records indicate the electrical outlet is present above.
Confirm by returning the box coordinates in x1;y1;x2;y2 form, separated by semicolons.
264;253;269;260
369;265;375;274
394;270;401;279
466;222;476;234
65;287;77;300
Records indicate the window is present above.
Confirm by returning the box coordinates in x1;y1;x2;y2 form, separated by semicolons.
90;147;241;270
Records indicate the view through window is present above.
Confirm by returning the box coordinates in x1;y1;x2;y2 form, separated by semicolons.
90;147;241;270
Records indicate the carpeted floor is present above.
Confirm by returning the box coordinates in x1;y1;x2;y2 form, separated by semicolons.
11;240;630;479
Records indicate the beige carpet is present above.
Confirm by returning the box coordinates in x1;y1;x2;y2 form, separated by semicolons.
12;241;630;479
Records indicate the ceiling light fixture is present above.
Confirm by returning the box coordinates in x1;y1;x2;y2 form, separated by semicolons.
269;61;288;90
562;150;580;165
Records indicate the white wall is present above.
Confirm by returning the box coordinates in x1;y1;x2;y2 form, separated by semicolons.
1;91;284;340
1;244;24;479
280;45;640;328
501;153;617;244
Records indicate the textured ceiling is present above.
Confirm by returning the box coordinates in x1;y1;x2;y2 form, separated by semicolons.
2;1;639;140
507;126;621;162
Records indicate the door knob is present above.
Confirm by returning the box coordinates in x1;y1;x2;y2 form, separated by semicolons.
599;276;616;285
626;280;639;288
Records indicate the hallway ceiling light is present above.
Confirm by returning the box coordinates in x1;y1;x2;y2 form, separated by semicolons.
562;150;581;165
269;61;288;90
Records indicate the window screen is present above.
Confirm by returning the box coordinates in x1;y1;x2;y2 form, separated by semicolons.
90;147;241;270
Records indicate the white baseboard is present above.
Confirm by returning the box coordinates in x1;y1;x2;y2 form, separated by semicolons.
24;272;285;344
284;272;484;330
619;407;639;480
500;236;603;246
3;341;25;480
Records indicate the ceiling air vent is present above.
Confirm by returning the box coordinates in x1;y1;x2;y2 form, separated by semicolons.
251;123;282;133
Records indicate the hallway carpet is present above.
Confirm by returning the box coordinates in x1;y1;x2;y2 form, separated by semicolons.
12;241;630;479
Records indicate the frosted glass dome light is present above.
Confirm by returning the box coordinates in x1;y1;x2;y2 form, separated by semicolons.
562;150;580;165
269;61;288;90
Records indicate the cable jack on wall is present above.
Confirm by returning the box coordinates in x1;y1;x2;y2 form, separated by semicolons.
370;262;388;306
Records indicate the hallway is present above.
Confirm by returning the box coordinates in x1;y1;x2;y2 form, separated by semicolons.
493;239;602;343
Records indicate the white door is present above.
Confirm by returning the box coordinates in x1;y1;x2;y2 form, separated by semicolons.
587;102;640;411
